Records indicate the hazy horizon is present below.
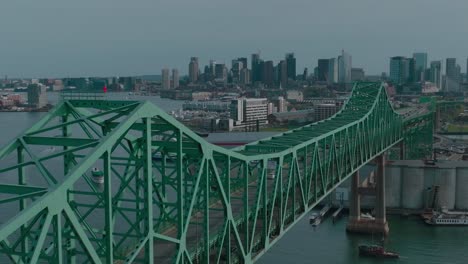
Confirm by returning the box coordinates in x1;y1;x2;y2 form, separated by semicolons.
1;0;467;78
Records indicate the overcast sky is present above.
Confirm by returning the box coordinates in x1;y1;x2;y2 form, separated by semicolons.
1;0;467;78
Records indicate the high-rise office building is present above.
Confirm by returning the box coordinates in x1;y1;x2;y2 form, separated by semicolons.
407;58;417;83
231;60;243;83
240;68;250;85
172;69;179;89
263;60;274;87
161;68;170;89
230;98;269;126
251;53;261;83
338;50;352;83
328;58;338;84
317;59;330;82
189;57;199;83
214;63;226;79
27;84;47;109
238;57;248;69
389;56;409;85
278;60;288;88
303;68;308;81
285;53;296;81
429;61;442;88
413;52;428;82
317;58;337;84
446;58;460;92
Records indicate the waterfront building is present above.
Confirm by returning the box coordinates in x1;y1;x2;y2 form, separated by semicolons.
413;52;428;82
314;103;340;122
390;56;409;85
161;68;170;89
189;57;199;83
27;84;47;109
338;50;352;84
230;98;268;126
172;69;179;89
429;61;442;88
285;53;296;81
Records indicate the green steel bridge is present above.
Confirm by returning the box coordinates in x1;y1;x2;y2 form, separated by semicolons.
0;82;433;263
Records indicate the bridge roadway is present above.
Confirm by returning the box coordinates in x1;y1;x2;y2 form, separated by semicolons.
0;82;434;264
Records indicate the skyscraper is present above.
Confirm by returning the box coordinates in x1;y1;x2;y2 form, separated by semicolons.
285;53;296;81
238;57;248;69
263;60;274;87
429;61;442;88
303;68;308;81
413;53;428;82
278;60;287;88
188;57;199;83
231;59;243;83
161;68;170;89
215;63;227;83
328;58;338;84
390;56;409;85
446;58;460;92
172;69;179;89
338;50;352;83
317;59;330;82
251;53;261;83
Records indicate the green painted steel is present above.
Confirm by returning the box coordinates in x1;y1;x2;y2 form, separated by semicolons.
0;82;432;263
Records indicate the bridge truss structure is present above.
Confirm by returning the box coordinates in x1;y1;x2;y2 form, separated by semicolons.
0;82;432;263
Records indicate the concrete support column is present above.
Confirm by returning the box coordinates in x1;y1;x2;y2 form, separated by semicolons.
349;171;360;221
375;154;386;224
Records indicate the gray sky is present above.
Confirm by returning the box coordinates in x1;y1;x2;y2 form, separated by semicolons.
1;0;467;78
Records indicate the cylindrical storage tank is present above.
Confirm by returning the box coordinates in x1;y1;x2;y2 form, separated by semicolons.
455;167;468;210
385;165;401;208
401;167;425;209
434;168;456;210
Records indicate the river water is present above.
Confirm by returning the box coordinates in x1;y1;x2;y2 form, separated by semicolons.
1;93;467;263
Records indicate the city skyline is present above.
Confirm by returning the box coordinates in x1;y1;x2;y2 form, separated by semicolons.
0;0;468;78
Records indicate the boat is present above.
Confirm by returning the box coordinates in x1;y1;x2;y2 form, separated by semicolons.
358;244;399;258
424;209;468;225
309;204;331;226
309;212;321;226
91;168;104;184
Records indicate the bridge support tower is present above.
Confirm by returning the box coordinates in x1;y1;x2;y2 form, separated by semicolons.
346;154;389;236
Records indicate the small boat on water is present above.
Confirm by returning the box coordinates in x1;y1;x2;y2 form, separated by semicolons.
91;168;104;184
309;204;331;226
358;244;399;259
309;212;321;226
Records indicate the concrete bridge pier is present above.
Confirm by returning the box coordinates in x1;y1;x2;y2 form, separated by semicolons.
346;154;389;236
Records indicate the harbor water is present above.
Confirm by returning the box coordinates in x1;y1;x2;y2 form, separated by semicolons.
1;93;468;263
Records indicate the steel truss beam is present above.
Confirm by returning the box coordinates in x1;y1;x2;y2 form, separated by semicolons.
0;82;433;263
